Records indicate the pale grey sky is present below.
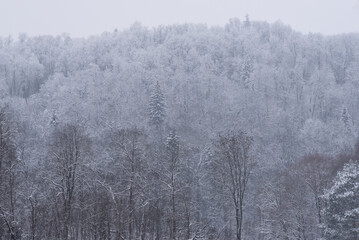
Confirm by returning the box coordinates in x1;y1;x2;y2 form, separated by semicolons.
1;0;359;38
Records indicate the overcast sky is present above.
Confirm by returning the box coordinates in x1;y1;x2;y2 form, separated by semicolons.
1;0;359;38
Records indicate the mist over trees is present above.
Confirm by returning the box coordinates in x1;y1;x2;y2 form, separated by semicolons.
0;18;359;239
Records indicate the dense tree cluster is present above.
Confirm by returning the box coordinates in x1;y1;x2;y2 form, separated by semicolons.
0;19;358;239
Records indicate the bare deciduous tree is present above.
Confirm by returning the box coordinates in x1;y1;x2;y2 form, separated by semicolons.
212;130;256;240
108;127;147;240
45;124;91;240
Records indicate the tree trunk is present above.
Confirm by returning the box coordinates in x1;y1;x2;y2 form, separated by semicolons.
171;173;176;240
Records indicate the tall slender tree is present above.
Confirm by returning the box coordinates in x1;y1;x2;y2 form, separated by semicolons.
0;106;20;240
212;130;256;240
108;127;147;240
166;130;180;240
148;81;166;132
45;124;91;240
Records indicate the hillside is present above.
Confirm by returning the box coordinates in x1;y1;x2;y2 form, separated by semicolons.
0;19;359;239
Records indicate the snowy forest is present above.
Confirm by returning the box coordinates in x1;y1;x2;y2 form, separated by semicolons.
0;19;359;240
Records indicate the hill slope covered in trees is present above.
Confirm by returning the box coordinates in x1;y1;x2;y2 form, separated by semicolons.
0;19;359;239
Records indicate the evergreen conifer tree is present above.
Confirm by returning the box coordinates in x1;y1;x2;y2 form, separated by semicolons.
49;110;59;127
322;161;359;240
244;14;250;28
341;107;351;127
148;81;166;129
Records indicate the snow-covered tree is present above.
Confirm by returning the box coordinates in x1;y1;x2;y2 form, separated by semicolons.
0;106;21;240
49;110;59;127
211;130;256;240
107;127;148;240
341;106;353;131
45;124;91;240
148;81;166;129
166;130;180;240
322;161;359;240
244;14;250;28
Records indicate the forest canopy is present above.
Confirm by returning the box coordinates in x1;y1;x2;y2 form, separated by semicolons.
0;19;358;239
